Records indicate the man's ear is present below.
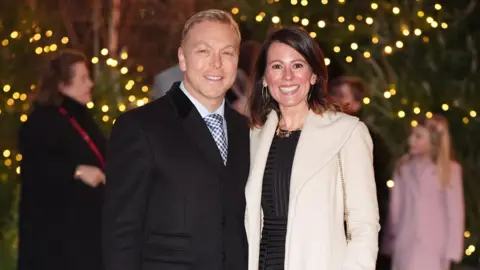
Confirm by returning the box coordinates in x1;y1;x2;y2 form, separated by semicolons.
178;47;186;72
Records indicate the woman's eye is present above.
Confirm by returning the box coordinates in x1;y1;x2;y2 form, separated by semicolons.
272;64;282;69
293;63;304;68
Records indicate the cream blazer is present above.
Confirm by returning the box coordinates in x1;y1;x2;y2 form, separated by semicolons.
245;110;380;270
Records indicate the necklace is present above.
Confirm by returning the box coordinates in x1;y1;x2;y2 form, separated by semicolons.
276;126;301;138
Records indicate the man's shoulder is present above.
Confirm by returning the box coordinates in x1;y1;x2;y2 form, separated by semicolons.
115;95;173;126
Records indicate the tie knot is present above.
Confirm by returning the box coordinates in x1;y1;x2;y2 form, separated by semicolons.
204;113;223;128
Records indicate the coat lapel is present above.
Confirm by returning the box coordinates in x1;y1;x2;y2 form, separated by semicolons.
168;83;225;175
290;111;359;197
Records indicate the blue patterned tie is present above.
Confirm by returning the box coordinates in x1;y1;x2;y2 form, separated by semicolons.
204;114;228;165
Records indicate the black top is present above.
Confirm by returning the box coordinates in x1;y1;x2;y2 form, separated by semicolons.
18;95;106;270
259;130;301;270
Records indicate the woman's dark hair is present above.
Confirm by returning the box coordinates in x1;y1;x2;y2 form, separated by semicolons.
249;26;340;127
33;49;88;106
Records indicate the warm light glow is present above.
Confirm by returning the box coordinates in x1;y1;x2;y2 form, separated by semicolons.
50;44;58;51
142;86;149;92
431;21;438;28
255;15;263;22
5;159;12;167
231;7;239;14
386;180;395;188
292;16;300;23
442;104;449;111
348;24;355;31
426;17;434;23
470;110;477;118
338;0;345;3
3;150;11;158
338;16;345;23
441;23;448;29
372;36;379;43
435;4;442;10
350;43;358;50
301;18;309;26
137;100;145;107
137;65;144;72
389;88;396;95
102;115;110;122
16;166;21;175
371;3;378;10
411;120;418;127
35;47;43;54
61;37;69;44
1;39;8;46
102;105;109;112
426;111;433;118
118;104;126;112
463;117;470;124
20;93;27;101
333;46;341;53
414;29;422;36
10;31;19;39
384;91;391;99
402;29;410;36
321;0;328;4
33;33;41;41
417;11;424;17
20;114;28;122
384;46;393;54
87;102;94;109
468;245;476;253
398;111;406;118
91;57;99;64
324;58;331;66
345;56;353;63
272;16;280;24
362;51;371;58
392;7;400;14
3;85;11;93
16;154;22;161
44;46;50;53
13;92;20;99
396;41;404;48
121;52;128;60
318;20;326;28
464;231;471;238
128;95;136;102
45;30;53;37
7;99;14;106
413;107;421;114
300;0;308;6
101;48;109;56
291;0;298;4
363;97;371;104
120;67;128;74
365;17;374;25
309;32;317;38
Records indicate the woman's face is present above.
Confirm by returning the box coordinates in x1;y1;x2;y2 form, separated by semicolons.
59;62;94;105
263;42;316;110
408;125;432;156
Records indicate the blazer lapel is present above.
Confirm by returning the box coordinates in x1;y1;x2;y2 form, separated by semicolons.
289;111;359;197
168;84;225;174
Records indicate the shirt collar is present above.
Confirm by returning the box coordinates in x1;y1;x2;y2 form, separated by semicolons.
179;81;225;118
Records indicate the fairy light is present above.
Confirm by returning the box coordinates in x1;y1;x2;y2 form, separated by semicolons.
350;43;358;50
272;16;280;24
324;58;331;65
333;46;341;53
87;102;94;109
231;7;239;14
91;57;99;64
413;107;421;114
435;4;442;10
101;48;109;56
61;37;69;44
301;18;309;26
363;97;371;104
442;104;449;111
318;20;326;28
292;16;300;23
411;120;418;127
384;46;393;54
309;32;317;38
384;91;391;99
396;41;404;48
386;180;395;188
398;111;406;118
338;16;345;23
470;110;477;118
371;3;378;10
348;24;355;31
365;17;374;25
392;7;400;14
363;51;371;58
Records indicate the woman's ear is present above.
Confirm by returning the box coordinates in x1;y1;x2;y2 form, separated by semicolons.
310;74;318;85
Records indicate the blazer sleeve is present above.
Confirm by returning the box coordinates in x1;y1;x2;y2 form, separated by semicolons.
445;163;465;263
341;122;380;270
103;112;154;270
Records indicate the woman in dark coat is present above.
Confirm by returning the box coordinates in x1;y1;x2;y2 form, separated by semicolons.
17;49;106;270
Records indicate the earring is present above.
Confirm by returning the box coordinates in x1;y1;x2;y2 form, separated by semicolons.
262;85;270;103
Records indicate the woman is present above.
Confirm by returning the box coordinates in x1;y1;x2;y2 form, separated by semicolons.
18;49;106;270
382;115;464;270
245;27;379;270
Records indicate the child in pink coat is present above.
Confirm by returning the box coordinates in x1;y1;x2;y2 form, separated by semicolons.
382;114;465;270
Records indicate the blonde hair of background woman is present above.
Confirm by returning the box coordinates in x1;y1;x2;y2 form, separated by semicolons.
397;114;454;188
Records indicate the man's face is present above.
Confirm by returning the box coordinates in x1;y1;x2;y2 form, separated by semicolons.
178;20;240;110
334;84;362;115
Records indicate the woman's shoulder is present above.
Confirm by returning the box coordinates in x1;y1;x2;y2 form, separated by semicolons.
21;105;65;133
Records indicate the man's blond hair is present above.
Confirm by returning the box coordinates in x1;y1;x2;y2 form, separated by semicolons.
181;9;241;47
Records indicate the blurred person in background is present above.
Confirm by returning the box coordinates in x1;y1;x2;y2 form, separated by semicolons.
18;49;106;270
329;76;393;269
382;114;464;270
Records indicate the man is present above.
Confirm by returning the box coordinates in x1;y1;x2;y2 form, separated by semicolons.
329;76;393;270
103;10;249;270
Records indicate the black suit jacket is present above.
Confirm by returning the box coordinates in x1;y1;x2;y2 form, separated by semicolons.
103;82;250;270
